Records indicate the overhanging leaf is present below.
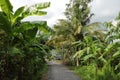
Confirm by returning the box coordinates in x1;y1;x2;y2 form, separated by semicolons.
14;6;25;17
115;62;120;70
83;54;95;61
23;27;38;40
73;48;86;58
12;6;25;25
22;2;50;18
112;50;120;58
0;0;13;14
0;12;12;35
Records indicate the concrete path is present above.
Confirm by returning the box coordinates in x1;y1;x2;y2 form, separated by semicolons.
48;61;80;80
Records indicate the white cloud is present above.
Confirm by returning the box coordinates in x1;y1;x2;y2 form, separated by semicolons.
10;0;69;27
91;0;120;22
10;0;120;26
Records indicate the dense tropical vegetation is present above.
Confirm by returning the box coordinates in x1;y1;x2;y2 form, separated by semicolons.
0;0;51;80
48;0;120;80
0;0;120;80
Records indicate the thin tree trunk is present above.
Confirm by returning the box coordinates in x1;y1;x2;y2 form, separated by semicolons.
76;58;79;67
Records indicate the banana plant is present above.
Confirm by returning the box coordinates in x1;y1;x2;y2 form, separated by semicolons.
0;0;50;35
97;13;120;74
72;36;105;66
0;0;51;79
0;0;50;49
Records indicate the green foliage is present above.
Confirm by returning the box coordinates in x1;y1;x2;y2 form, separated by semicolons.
72;64;120;80
105;12;120;43
0;0;51;80
22;2;50;18
72;36;105;66
71;12;120;80
0;12;12;35
48;0;106;66
65;0;93;26
0;0;13;15
96;64;120;80
71;65;96;80
46;0;120;80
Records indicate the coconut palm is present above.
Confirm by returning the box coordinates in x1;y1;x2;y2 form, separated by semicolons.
47;0;106;66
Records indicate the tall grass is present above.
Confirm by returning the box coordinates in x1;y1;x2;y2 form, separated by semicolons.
71;64;120;80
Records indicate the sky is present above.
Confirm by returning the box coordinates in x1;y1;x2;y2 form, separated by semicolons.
10;0;120;27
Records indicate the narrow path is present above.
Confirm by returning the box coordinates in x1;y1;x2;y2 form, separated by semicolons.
48;61;80;80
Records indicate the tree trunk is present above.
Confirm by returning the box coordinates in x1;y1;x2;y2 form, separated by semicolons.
76;58;79;67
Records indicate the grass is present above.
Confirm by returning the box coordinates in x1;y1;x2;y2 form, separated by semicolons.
70;64;120;80
70;64;96;80
40;64;49;80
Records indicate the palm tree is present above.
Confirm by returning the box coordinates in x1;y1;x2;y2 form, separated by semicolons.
47;0;106;66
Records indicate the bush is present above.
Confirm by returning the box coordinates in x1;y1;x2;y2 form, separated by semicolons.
0;45;48;80
71;64;120;80
71;64;96;80
96;64;120;80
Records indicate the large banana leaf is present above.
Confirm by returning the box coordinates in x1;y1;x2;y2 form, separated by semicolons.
13;21;49;33
112;50;120;58
83;54;95;61
104;43;115;55
12;2;50;25
32;43;49;55
22;2;50;18
32;21;51;34
0;0;13;14
73;48;87;58
30;2;50;9
14;7;25;17
12;6;25;25
23;27;38;40
13;21;51;40
115;62;120;70
0;12;12;35
82;22;106;39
